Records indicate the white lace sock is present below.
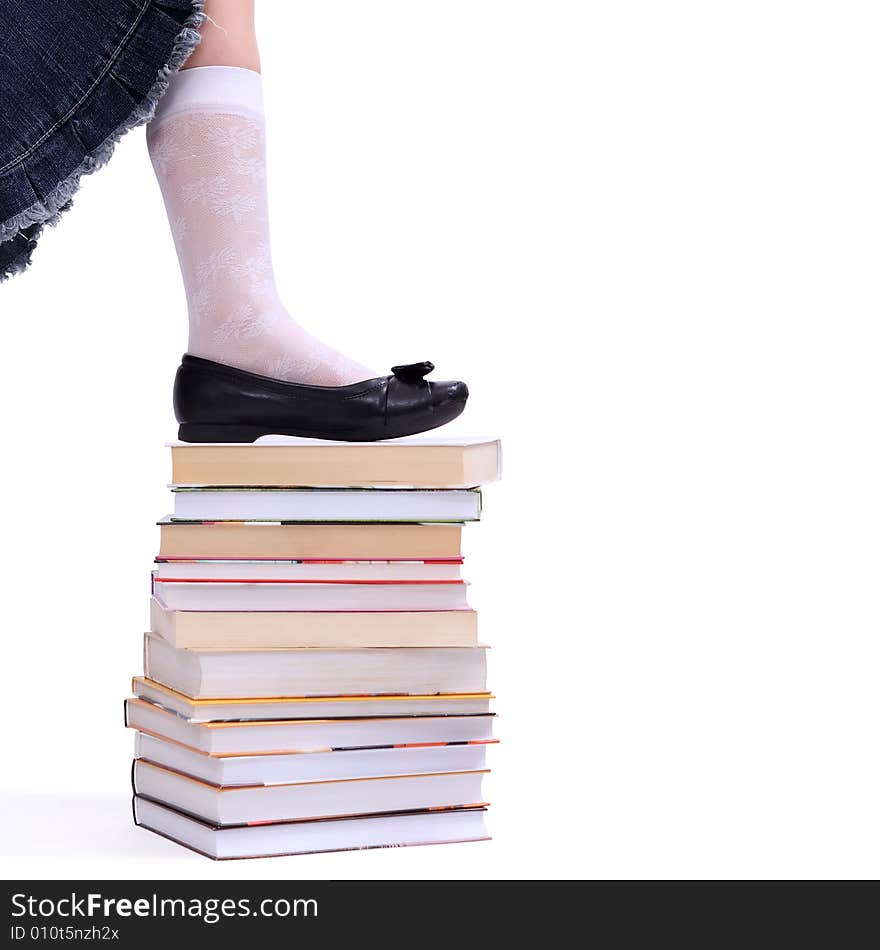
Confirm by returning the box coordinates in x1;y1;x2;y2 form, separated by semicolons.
148;66;374;386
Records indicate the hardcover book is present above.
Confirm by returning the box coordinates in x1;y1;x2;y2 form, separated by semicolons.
169;437;502;489
169;487;481;523
135;731;495;785
150;597;477;648
153;558;464;581
125;697;496;755
143;632;488;698
151;578;471;613
132;677;494;721
134;797;490;860
158;521;463;559
133;759;488;825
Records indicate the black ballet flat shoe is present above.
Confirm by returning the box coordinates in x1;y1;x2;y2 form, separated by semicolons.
173;354;469;443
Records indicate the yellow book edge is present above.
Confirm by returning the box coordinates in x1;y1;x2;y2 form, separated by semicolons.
133;676;493;706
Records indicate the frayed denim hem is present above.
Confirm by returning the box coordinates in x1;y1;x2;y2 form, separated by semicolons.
0;0;206;281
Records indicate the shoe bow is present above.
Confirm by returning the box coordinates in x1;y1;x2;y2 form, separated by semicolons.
390;361;435;382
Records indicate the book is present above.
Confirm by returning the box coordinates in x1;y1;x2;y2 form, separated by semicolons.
151;578;471;612
150;598;477;648
144;633;488;698
154;558;464;581
125;697;496;754
135;731;495;785
169;488;481;523
133;677;494;721
158;521;463;559
133;760;488;825
134;797;490;859
169;437;502;489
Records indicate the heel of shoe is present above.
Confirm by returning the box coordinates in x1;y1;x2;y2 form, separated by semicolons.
177;423;271;443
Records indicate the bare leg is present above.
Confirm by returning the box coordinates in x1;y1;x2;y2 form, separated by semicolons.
184;0;260;72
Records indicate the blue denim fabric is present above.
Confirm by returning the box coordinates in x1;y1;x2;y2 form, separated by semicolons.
0;0;203;279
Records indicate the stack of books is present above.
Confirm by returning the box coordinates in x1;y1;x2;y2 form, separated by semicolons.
125;437;501;859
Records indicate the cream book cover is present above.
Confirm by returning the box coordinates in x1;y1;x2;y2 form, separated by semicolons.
169;436;502;488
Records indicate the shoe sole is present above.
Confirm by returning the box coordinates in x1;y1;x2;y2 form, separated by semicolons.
177;405;466;443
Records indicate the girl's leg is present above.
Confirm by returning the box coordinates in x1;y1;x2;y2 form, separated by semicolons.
182;0;260;72
148;0;373;385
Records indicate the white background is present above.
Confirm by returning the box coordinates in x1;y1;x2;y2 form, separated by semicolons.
1;1;879;879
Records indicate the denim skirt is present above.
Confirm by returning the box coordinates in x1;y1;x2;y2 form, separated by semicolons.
0;0;204;280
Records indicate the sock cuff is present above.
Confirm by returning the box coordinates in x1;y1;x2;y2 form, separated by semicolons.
151;65;264;130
